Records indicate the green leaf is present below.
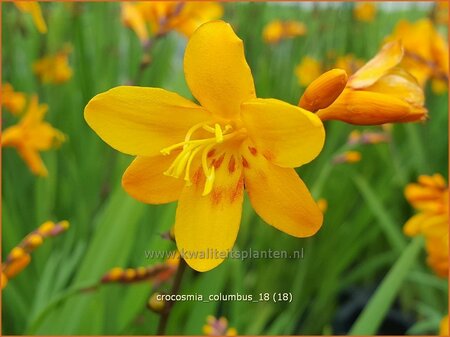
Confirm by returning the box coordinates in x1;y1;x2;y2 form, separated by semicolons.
349;236;424;335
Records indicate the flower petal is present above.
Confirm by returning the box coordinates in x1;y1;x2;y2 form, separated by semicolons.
317;89;426;125
348;40;403;89
121;3;149;43
17;146;48;176
122;154;185;204
364;67;425;109
173;2;224;37
184;20;256;119
84;86;210;157
241;98;325;168
242;145;323;237
174;152;244;271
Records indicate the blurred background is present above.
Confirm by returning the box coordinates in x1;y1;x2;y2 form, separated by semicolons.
2;1;448;335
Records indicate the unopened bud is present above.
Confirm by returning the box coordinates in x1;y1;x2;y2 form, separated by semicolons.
299;68;348;112
148;292;166;313
25;233;44;249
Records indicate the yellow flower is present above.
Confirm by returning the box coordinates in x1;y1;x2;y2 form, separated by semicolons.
2;220;69;288
440;315;449;336
403;174;448;278
2;83;27;115
385;19;448;89
122;2;223;43
203;316;237;336
315;41;428;125
85;21;325;272
262;20;306;44
14;1;47;34
354;2;377;22
334;54;365;76
33;47;72;84
1;95;65;176
295;56;322;87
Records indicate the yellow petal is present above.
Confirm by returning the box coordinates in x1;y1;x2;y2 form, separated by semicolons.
242;145;323;237
174;153;244;271
173;2;224;37
1;125;23;147
15;2;47;34
121;3;149;43
366;67;425;107
241;98;325;168
299;68;348;111
348;40;403;89
184;20;256;119
317;89;425;125
122;155;185;204
17;146;48;176
403;213;428;236
84;86;210;157
28;123;65;150
440;316;449;337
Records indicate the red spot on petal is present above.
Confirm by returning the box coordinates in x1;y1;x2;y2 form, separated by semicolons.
263;150;274;161
213;153;225;169
192;168;203;186
228;156;236;173
242;156;249;168
248;146;257;156
207;149;216;158
210;188;223;206
230;177;244;203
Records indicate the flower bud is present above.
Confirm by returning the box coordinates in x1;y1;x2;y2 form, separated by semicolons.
147;292;166;313
299;69;348;112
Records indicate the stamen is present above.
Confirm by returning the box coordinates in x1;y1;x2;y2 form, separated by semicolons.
203;166;215;196
161;122;239;196
184;146;203;184
214;123;224;143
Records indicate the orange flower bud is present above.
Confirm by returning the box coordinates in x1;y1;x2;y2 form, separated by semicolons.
101;267;124;283
317;90;426;125
316;41;428;125
4;251;31;279
24;233;44;250
299;69;348;112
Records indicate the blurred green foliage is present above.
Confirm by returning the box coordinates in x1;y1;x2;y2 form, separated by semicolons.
2;2;448;335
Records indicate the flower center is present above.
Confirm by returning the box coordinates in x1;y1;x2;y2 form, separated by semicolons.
160;122;238;196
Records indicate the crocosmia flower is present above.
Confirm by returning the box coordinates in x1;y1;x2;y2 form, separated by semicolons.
353;2;377;22
85;21;325;271
385;19;448;90
295;56;322;87
33;47;72;84
122;1;223;44
2;83;27;115
315;41;428;125
2;95;65;176
262;20;306;44
404;174;448;278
